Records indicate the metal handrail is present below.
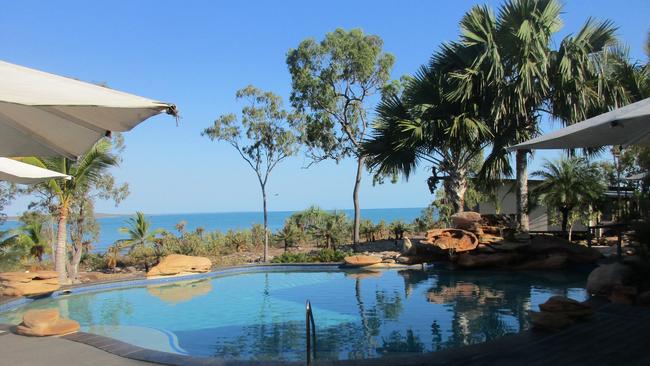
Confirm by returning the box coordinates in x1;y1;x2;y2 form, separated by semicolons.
306;300;316;365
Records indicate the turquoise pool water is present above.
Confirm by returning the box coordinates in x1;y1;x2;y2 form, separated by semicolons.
0;267;588;361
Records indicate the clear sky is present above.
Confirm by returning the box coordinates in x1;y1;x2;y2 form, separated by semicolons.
2;0;649;215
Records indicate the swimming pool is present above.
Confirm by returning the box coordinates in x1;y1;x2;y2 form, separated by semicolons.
0;265;588;361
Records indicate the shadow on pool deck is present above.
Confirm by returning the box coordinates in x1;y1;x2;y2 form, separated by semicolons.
2;302;650;366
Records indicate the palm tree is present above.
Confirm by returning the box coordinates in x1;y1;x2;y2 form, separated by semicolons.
274;222;301;252
106;242;121;271
311;212;349;250
364;46;495;214
447;0;617;231
0;221;47;262
19;138;119;283
531;157;605;234
119;212;163;250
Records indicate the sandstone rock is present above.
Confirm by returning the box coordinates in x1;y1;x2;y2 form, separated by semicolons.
396;255;427;265
478;234;504;245
0;271;60;297
450;211;482;230
476;244;497;254
402;237;416;256
514;254;569;270
481;226;501;235
489;241;529;251
529;236;601;264
16;309;80;337
146;254;212;277
586;263;634;296
608;285;637;305
23;309;60;328
382;259;396;264
343;255;383;267
422;229;478;252
456;252;516;268
530;311;575;331
539;296;593;319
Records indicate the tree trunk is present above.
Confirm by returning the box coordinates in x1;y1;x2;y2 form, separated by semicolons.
444;167;468;214
55;202;69;284
69;245;83;281
262;185;269;262
353;156;365;246
561;207;569;235
516;150;529;232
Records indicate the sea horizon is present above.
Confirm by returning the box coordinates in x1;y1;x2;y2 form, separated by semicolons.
1;207;428;253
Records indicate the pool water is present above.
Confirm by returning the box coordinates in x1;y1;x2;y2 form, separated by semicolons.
0;267;588;361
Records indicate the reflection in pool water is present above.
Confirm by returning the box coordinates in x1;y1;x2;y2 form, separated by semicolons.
0;268;588;361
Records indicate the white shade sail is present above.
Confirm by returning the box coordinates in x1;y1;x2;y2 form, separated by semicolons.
0;157;71;184
0;60;177;159
510;97;650;150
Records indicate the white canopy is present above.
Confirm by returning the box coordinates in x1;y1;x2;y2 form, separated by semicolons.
0;157;71;184
510;97;650;150
0;60;177;159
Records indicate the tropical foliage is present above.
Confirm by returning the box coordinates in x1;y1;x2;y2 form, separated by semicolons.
287;28;395;245
18;137;127;282
442;0;618;231
531;157;606;234
202;85;298;262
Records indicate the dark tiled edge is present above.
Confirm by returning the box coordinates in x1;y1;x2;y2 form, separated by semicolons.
64;331;300;366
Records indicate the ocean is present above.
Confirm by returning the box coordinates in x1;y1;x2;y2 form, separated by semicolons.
1;207;426;253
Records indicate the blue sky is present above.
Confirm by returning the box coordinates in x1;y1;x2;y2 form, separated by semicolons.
2;0;649;215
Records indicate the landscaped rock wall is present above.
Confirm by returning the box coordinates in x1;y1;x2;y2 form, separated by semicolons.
0;271;60;297
146;254;212;278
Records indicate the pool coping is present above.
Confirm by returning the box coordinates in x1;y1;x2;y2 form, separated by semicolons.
0;263;589;366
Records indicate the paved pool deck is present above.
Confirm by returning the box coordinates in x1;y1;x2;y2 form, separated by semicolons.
0;328;155;366
2;301;650;366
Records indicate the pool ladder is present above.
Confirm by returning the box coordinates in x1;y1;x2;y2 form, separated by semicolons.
306;300;317;365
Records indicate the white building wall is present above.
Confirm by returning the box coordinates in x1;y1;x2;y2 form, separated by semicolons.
477;181;587;232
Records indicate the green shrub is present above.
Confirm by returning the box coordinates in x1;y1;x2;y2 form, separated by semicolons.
271;252;312;263
81;252;108;271
271;248;350;263
313;248;349;262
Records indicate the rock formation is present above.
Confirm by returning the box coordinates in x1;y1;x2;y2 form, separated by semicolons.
343;255;383;267
146;254;212;278
531;296;593;331
421;229;478;252
586;262;634;296
0;271;60;297
16;309;80;336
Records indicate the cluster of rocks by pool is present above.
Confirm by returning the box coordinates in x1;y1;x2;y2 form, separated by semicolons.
343;211;603;271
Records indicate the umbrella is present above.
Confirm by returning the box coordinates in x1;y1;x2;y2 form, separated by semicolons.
510;97;650;150
0;60;177;159
0;157;71;184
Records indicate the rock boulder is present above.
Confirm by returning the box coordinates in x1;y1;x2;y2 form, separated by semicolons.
586;263;634;296
146;254;212;278
450;211;482;230
456;252;517;268
422;229;478;253
343;255;383;267
0;271;60;297
531;296;593;331
16;309;79;337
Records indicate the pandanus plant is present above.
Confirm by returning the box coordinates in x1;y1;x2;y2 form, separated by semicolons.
20;138;119;283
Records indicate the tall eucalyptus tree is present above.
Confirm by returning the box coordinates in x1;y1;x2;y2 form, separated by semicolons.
202;86;298;262
287;28;395;245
